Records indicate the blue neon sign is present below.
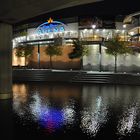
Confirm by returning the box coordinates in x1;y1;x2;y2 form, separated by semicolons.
36;18;66;35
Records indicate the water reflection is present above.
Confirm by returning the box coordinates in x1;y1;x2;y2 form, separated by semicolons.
29;92;76;132
81;87;109;137
13;84;28;116
13;83;79;134
62;100;76;126
117;104;137;136
12;83;140;139
80;97;108;137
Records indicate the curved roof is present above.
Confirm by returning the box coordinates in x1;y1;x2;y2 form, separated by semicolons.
123;11;140;24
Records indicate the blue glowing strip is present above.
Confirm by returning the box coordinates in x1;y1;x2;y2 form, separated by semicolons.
36;21;66;33
52;21;66;26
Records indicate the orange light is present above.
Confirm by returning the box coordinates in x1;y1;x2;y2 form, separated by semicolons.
47;17;53;23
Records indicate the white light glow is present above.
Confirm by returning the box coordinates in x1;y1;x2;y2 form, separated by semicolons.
117;106;137;136
92;25;96;29
123;24;127;28
130;32;134;36
96;29;99;32
84;29;88;32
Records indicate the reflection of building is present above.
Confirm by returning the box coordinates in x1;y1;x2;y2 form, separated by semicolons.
13;13;140;72
81;85;140;138
13;83;81;133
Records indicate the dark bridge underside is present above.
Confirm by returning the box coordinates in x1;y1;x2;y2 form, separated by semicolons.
0;0;139;24
0;0;101;24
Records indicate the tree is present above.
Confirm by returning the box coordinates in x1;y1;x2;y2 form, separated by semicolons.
105;36;132;72
45;44;62;69
68;39;89;69
15;45;34;66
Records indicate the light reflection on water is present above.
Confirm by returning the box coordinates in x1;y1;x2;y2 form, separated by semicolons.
29;92;76;133
13;84;78;134
117;104;138;136
13;83;140;139
80;96;108;137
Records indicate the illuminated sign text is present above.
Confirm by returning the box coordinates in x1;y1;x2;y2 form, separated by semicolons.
36;18;66;34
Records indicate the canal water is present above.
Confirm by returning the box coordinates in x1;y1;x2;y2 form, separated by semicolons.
1;83;140;140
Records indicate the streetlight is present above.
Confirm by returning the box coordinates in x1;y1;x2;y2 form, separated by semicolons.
123;24;127;28
123;24;127;41
92;24;96;29
92;24;96;41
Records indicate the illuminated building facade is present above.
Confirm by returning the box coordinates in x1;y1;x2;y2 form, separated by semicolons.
12;13;140;72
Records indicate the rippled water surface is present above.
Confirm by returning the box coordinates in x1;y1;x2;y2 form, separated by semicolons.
1;83;140;140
